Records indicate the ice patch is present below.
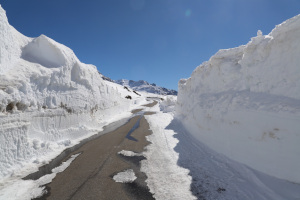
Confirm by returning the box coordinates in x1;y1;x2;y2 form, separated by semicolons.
113;169;137;183
118;150;142;157
51;153;79;173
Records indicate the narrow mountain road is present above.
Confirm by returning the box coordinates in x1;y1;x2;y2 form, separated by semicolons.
36;101;157;200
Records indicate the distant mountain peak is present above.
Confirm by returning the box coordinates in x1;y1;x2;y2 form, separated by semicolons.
114;79;177;95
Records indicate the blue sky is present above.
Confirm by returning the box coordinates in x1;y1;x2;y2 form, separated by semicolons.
2;0;300;90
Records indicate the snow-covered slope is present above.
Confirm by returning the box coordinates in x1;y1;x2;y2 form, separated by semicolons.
0;5;146;180
115;79;177;95
176;15;300;183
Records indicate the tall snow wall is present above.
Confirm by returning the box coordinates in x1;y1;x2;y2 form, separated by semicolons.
176;15;300;183
0;5;133;178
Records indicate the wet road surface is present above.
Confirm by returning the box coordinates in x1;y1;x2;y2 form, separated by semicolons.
34;101;157;200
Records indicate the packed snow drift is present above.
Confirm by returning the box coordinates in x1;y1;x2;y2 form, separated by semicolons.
0;4;147;182
177;14;300;183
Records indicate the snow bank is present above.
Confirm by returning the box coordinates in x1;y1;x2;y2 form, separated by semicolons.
176;15;300;183
160;95;177;113
143;101;300;199
0;5;145;181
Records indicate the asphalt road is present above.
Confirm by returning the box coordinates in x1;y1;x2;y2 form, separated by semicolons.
35;101;157;200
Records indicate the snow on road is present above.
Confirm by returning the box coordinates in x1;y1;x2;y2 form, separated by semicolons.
0;153;80;200
118;150;142;157
141;103;196;200
113;169;137;183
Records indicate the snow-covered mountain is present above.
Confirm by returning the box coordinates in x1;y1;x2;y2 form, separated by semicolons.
0;5;147;180
176;15;300;183
115;79;177;95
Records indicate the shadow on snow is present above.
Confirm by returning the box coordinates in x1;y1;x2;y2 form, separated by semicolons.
165;118;300;200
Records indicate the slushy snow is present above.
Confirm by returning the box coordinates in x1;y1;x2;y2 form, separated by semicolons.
176;14;300;183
